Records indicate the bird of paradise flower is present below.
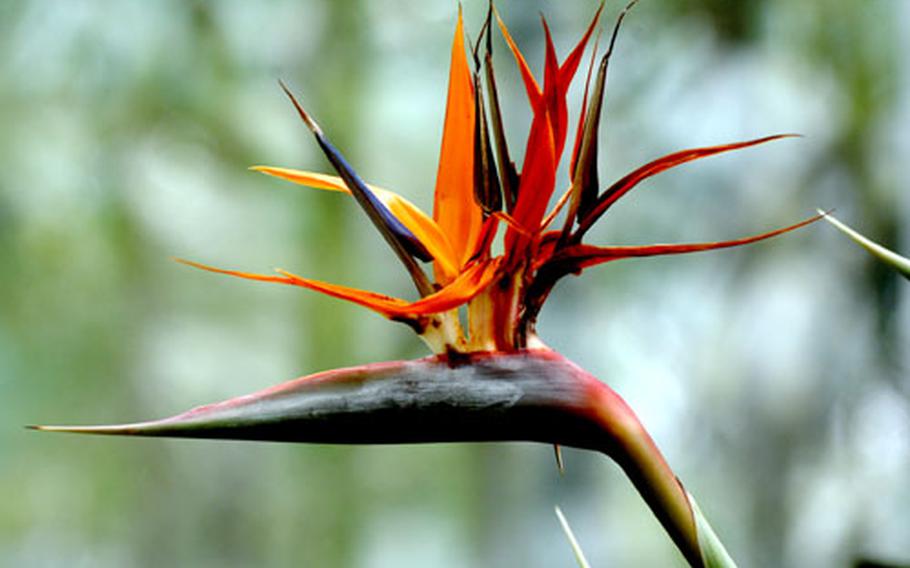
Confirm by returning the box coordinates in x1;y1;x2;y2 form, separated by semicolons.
35;4;821;567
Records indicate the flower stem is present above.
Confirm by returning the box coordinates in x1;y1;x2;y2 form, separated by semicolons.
582;374;706;566
32;349;731;566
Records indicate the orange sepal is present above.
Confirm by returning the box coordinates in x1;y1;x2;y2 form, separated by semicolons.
433;8;482;273
401;257;502;317
252;166;460;281
176;256;500;320
176;258;410;317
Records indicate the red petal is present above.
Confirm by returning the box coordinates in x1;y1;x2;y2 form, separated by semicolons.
550;212;822;272
558;3;604;88
505;106;557;257
542;17;564;154
494;7;542;105
575;135;799;238
466;216;501;264
501;7;605;259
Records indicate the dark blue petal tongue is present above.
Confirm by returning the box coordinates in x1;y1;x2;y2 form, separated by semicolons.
278;81;434;294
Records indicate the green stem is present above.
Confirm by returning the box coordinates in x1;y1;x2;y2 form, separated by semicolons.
583;375;705;566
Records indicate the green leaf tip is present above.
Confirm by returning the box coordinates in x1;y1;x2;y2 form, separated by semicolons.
819;210;910;280
687;491;737;568
555;506;592;568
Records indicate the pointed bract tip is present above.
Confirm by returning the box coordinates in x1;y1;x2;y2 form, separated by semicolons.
607;0;638;54
554;506;592;568
172;256;197;268
554;444;566;475
278;79;322;135
819;210;910;279
27;424;127;435
615;0;640;19
538;12;554;42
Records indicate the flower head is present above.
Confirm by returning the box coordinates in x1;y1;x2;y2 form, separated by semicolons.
36;7;825;566
180;3;818;355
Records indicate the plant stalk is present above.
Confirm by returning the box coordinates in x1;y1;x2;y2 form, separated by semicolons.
34;349;724;567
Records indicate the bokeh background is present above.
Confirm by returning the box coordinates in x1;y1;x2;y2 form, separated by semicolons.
2;1;908;566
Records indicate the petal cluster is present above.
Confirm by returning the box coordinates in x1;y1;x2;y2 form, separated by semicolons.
182;3;818;354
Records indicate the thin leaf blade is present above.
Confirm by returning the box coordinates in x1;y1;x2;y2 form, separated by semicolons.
555;506;592;568
820;211;910;280
687;491;737;568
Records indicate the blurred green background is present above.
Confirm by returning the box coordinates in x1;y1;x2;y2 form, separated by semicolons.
1;1;908;566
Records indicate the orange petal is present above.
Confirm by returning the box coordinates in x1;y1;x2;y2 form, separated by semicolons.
576;135;799;237
387;197;460;282
176;258;411;317
433;8;482;273
252;166;460;281
402;258;502;316
549;212;822;271
251;166;350;192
